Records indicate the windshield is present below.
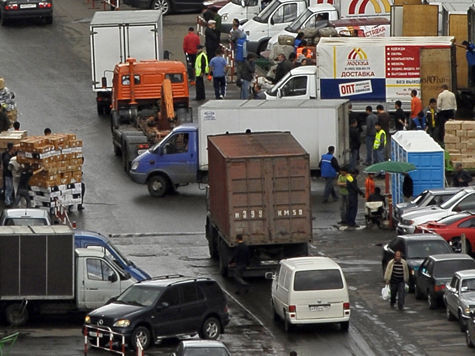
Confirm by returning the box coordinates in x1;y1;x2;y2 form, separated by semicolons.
116;285;164;307
406;241;451;259
255;0;280;22
436;213;469;225
231;0;257;5
4;218;48;226
286;8;312;32
106;239;130;265
267;71;292;96
434;260;475;278
462;278;475;292
412;191;427;205
441;190;466;209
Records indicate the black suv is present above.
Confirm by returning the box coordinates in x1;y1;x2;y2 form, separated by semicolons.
84;275;230;350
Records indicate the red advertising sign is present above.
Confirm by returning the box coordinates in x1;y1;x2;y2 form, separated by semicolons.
385;46;420;79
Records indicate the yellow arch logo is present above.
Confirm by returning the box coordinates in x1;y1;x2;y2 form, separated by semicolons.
348;48;368;60
348;0;391;15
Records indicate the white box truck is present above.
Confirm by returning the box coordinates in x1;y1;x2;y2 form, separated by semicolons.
129;99;350;196
89;10;163;116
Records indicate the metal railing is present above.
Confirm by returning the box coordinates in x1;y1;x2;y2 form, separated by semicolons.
85;0;120;10
83;325;144;356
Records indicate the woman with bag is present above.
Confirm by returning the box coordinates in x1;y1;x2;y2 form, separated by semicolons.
384;250;409;311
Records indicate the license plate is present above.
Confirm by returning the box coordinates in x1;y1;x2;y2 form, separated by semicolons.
137;149;147;155
309;304;330;311
89;331;103;338
20;4;37;8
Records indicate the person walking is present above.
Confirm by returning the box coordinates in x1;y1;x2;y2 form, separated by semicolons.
410;89;422;129
194;45;209;101
373;121;386;164
402;173;413;202
240;54;255;99
376;105;390;160
364;173;375;201
228;234;250;295
453;163;473;187
209;48;228;99
349;119;360;171
346;169;364;228
437;84;457;144
364;106;377;166
183;27;200;86
231;22;247;77
384;250;409;311
205;20;219;61
2;142;15;207
319;146;340;203
393;100;406;131
337;166;349;225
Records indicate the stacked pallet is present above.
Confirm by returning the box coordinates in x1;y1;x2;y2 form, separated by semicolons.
444;121;475;169
0;130;27;150
16;133;83;210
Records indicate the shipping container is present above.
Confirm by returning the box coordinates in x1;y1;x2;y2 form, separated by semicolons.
206;132;311;276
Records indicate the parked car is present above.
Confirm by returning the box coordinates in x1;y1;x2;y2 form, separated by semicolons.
0;0;53;25
0;208;51;226
414;254;475;309
415;212;475;253
74;230;151;281
444;269;475;331
173;340;231;356
85;275;230;350
393;188;462;223
381;234;453;292
123;0;203;15
266;257;350;332
397;187;475;234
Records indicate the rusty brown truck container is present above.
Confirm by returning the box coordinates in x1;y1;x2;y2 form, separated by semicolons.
205;132;312;277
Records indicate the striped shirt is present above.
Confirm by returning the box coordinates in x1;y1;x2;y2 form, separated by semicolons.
391;261;404;283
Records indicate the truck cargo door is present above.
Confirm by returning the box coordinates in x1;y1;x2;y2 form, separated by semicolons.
420;48;453;107
125;25;160;62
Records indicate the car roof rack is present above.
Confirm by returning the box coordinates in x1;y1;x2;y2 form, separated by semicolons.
151;274;185;280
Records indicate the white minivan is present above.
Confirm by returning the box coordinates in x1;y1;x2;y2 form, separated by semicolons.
267;256;350;331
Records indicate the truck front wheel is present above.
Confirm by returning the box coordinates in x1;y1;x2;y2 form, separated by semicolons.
5;303;29;326
147;175;169;197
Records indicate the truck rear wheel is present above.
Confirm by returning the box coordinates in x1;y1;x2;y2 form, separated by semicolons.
5;303;29;326
147;175;169;197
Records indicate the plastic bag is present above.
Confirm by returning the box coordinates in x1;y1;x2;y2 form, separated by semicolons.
405;283;409;293
381;285;391;300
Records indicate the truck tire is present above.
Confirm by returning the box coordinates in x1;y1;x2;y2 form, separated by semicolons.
147;174;169;197
5;303;29;326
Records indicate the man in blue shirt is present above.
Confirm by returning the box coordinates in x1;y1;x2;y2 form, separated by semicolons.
319;146;340;203
209;48;229;99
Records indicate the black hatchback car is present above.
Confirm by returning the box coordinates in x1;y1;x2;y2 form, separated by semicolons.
85;275;230;350
0;0;53;25
382;234;453;292
414;254;475;309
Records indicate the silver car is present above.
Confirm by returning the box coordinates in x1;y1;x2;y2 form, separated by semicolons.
444;269;475;331
0;208;51;226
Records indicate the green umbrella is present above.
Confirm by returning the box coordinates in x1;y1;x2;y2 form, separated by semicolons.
364;161;416;174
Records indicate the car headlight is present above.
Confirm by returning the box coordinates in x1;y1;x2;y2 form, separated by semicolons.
85;315;91;324
466;307;471;315
113;319;130;327
402;219;414;226
131;161;139;171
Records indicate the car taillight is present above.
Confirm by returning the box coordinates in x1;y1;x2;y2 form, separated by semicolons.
343;302;350;310
137;143;149;149
38;2;52;8
5;4;19;10
434;284;445;292
414;227;422;233
288;305;296;313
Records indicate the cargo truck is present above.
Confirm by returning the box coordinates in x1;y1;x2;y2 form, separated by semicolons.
129;99;349;197
0;226;135;326
206;132;312;276
266;36;456;113
90;10;163;116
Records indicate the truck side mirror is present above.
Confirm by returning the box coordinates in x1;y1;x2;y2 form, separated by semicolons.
277;88;282;98
101;77;107;89
108;273;118;283
265;272;275;280
157;302;169;310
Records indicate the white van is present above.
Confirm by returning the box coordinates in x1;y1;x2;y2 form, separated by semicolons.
267;256;350;331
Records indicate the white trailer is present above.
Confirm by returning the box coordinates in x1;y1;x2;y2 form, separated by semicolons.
89;10;163;115
197;99;349;171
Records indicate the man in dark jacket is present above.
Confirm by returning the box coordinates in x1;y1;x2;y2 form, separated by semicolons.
274;53;292;84
349;119;360;171
229;234;250;294
393;101;406;131
377;105;391;160
365;106;377;165
14;164;42;208
346;169;364;227
2;142;15;207
205;20;219;60
240;54;255;99
453;163;473;187
402;173;413;202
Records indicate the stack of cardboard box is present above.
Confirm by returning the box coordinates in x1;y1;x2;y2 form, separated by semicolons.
16;133;83;211
0;130;27;150
444;121;475;169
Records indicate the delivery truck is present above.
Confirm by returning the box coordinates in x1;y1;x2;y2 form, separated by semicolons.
129;99;349;197
242;0;393;54
206;132;312;276
266;36;456;112
0;226;135;326
90;10;163;116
